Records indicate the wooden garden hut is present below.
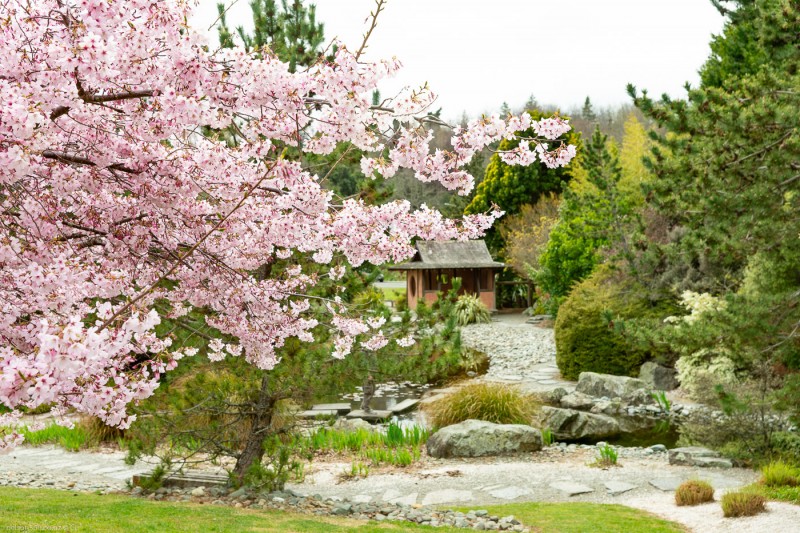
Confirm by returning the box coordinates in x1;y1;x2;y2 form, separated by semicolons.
389;240;504;310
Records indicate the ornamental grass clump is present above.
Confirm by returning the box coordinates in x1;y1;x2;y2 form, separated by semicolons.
761;460;799;487
453;294;492;326
674;480;714;506
424;382;538;428
720;490;767;517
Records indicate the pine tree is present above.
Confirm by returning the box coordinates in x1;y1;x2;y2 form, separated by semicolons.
217;0;325;72
581;96;597;121
464;109;580;252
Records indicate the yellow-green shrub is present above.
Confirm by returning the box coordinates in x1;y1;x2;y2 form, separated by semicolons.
675;480;714;506
423;382;538;428
721;491;766;517
761;460;799;487
555;266;671;380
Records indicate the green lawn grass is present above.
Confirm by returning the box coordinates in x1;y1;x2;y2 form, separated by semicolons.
379;287;405;302
0;487;686;533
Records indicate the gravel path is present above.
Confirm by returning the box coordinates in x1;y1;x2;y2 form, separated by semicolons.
288;447;800;533
460;315;576;393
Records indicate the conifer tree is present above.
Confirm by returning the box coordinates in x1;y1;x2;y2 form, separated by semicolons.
581;96;597;121
217;0;325;72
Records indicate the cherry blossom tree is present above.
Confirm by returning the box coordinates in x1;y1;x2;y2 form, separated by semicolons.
0;0;575;451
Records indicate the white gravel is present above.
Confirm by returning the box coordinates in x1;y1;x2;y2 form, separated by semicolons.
623;492;800;533
461;318;557;379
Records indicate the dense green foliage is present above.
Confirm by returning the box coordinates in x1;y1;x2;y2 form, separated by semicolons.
218;0;325;72
554;267;672;380
619;0;800;463
453;294;491;325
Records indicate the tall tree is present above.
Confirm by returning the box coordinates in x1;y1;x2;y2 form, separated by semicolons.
0;0;575;453
464;109;580;252
581;96;596;121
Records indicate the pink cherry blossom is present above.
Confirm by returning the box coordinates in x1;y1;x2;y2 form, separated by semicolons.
0;0;574;450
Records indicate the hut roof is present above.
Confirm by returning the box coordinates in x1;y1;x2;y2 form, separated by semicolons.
388;240;504;270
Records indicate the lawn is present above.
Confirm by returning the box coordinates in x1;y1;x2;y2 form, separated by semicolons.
0;487;685;532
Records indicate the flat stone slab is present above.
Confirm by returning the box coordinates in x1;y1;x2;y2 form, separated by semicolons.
669;446;731;468
346;409;391;421
298;409;339;418
311;403;352;414
487;485;531;500
649;477;682;492
389;399;420;414
421;489;475;505
550;481;594;496
382;489;418;505
605;481;637;495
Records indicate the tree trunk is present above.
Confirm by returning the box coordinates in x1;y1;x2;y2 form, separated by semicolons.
232;373;275;485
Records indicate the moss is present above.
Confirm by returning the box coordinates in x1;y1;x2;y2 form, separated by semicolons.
554;266;670;380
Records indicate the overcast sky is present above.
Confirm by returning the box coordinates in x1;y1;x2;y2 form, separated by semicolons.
191;1;726;121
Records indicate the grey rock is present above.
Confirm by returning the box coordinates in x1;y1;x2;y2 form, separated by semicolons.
540;406;621;440
604;481;636;495
332;418;374;433
190;487;205;497
650;444;667;452
668;446;728;467
549;481;594;496
622;389;655;407
130;486;143;496
229;487;248;499
639;362;679;391
426;420;542;458
548;388;568;404
559;392;595;410
576;372;648;399
649;478;682;491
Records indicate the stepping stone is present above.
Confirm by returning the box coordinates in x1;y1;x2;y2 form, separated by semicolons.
550;482;594;496
389;399;420;414
298;409;339;418
487;486;531;500
41;461;82;470
690;456;733;469
649;478;682;492
382;490;417;505
494;375;523;381
310;403;351;414
94;466;130;475
68;464;104;473
11;449;61;457
351;494;372;503
605;481;637;495
346;410;391;421
107;470;145;480
421;489;474;505
537;379;559;385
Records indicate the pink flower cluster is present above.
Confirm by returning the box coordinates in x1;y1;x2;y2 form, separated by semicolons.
0;0;573;450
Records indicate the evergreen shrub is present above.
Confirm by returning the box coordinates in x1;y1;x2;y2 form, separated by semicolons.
554;266;670;380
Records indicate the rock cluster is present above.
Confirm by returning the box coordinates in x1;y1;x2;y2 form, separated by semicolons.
426;420;543;458
132;486;530;531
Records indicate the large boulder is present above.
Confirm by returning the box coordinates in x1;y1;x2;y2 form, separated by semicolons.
576;372;648;399
639;362;679;391
425;420;542;458
559;391;595;410
540;406;620;440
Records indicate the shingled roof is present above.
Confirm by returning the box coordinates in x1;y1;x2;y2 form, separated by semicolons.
389;240;504;270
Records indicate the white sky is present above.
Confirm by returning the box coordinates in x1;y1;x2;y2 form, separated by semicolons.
191;1;725;121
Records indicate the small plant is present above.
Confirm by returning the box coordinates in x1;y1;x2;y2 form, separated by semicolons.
674;480;714;506
339;461;370;481
651;391;671;414
135;459;172;493
592;444;618;468
761;460;799;487
453;294;491;326
721;490;767;517
424;382;539;428
541;428;555;446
